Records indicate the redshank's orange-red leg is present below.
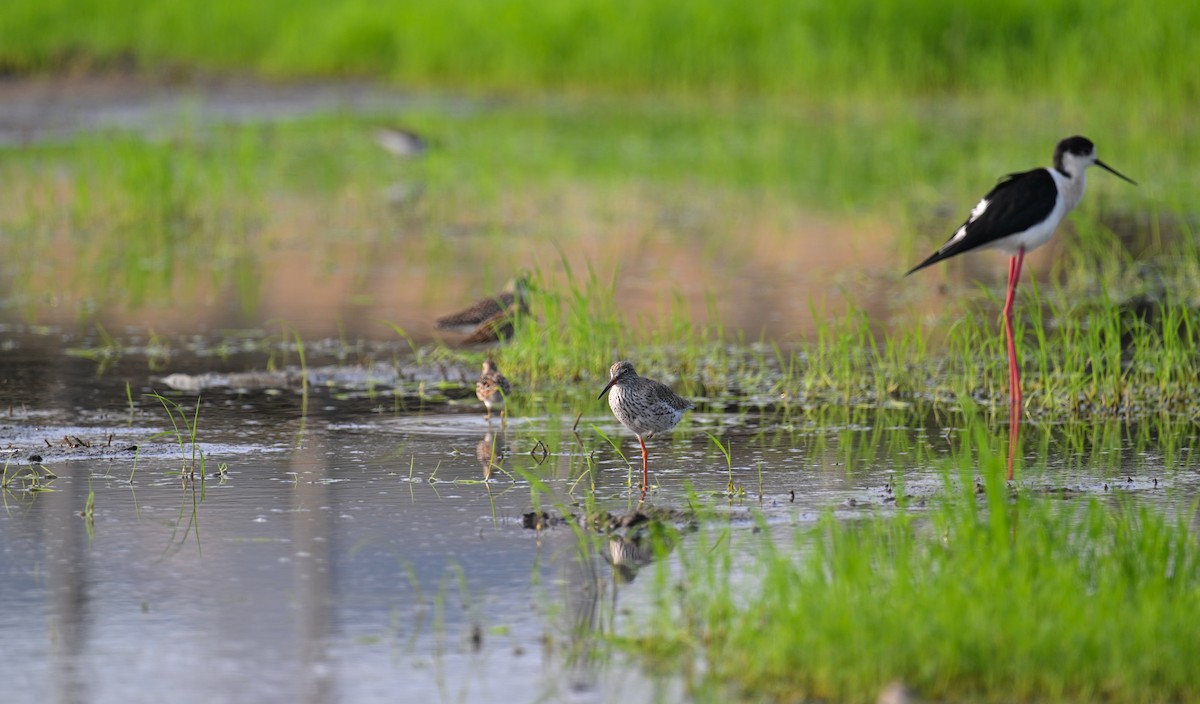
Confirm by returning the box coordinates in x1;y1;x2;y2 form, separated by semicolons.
1003;248;1026;480
638;436;649;489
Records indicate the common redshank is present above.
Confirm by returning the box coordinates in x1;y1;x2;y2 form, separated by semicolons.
598;360;694;490
436;275;529;336
475;357;511;421
906;136;1134;478
457;302;521;346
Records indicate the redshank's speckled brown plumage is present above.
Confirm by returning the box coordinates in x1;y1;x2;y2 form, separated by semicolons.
436;275;529;335
598;360;693;490
457;304;519;346
476;357;511;420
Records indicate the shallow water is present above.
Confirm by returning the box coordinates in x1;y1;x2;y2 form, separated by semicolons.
0;434;678;704
3;327;1200;703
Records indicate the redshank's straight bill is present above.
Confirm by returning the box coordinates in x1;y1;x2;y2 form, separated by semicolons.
598;361;693;491
906;135;1135;479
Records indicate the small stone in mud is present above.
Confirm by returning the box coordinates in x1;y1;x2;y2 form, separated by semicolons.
28;454;42;463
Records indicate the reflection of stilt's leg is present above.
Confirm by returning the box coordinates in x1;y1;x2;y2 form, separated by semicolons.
1007;406;1020;481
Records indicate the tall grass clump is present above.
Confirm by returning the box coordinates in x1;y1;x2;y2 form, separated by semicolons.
1;0;1197;107
501;260;625;388
627;430;1200;702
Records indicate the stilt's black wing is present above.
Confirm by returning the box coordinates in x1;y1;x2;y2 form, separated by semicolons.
906;168;1057;275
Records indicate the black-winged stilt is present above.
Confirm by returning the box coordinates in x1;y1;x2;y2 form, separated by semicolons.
907;136;1135;474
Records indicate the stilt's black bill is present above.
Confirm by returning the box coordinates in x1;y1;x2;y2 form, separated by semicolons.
1097;159;1137;185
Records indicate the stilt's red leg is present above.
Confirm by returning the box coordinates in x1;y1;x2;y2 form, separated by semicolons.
1003;248;1026;481
1006;257;1017;398
1003;249;1026;412
639;436;649;489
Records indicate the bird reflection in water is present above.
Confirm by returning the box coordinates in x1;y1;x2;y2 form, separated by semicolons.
476;430;507;481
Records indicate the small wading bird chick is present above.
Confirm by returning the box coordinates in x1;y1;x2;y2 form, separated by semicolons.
475;357;511;421
436;276;530;338
598;361;694;490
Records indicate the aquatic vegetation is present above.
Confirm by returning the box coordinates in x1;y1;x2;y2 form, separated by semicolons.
623;431;1200;702
489;261;1200;423
147;392;207;480
0;460;58;492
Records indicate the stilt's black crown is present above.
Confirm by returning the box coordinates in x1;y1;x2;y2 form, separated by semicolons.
1054;135;1095;170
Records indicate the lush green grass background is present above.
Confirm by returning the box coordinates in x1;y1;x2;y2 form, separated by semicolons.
2;0;1198;104
2;0;1196;324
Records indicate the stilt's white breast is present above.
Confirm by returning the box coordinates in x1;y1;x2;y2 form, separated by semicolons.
993;202;1063;254
988;168;1083;256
